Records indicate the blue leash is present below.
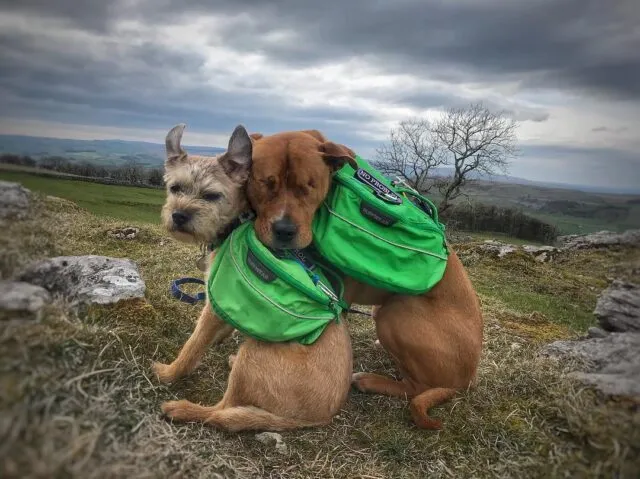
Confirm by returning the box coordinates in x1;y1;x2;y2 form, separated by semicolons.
171;277;206;304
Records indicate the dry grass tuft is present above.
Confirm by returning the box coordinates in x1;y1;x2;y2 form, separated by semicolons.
1;194;639;478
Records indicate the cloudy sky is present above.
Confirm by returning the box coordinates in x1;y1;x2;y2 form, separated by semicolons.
0;0;638;189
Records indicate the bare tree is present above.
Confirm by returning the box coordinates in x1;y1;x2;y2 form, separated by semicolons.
373;118;445;192
375;103;518;212
147;168;164;186
118;159;145;184
433;103;517;211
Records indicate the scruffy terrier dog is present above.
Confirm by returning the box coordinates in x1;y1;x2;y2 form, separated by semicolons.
153;124;352;431
160;123;252;248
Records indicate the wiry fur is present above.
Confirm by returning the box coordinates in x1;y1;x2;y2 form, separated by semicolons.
153;124;352;432
246;130;484;430
161;125;251;245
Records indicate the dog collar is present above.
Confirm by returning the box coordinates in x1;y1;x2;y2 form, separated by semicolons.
207;210;256;252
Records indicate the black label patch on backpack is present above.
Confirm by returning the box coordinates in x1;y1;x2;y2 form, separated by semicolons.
247;250;276;282
290;249;317;271
360;202;397;227
354;169;402;205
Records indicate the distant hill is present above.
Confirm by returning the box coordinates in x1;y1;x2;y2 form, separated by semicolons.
425;167;640;195
1;134;638;195
0;134;225;168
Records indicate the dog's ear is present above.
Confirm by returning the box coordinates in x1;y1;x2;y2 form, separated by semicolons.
250;133;263;141
165;123;187;168
302;129;327;142
320;141;358;171
220;124;252;180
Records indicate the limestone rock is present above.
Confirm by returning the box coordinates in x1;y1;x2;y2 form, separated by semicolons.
475;240;558;262
594;281;640;333
558;229;640;250
0;181;31;220
17;255;145;306
542;333;640;397
107;227;140;240
477;240;518;258
0;281;51;316
587;327;608;339
522;245;559;263
255;432;288;455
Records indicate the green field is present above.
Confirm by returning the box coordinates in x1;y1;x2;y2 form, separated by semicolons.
3;168;639;236
0;170;165;224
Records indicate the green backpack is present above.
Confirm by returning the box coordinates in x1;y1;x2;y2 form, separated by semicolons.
312;155;448;295
207;222;346;345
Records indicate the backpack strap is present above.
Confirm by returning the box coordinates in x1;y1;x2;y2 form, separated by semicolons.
287;249;351;311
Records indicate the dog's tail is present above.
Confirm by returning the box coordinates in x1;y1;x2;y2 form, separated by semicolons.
206;406;322;431
162;400;322;431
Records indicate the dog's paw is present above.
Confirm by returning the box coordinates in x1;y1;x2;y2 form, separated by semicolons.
161;400;194;422
152;362;175;384
351;372;370;392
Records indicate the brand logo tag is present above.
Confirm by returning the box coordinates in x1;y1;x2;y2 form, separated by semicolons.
360;202;397;226
354;169;402;204
290;249;316;271
247;250;276;282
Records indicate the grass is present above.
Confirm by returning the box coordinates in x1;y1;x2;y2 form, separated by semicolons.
1;188;639;478
0;169;164;224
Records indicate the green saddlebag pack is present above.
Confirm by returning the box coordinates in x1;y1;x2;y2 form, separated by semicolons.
312;155;448;295
207;222;346;345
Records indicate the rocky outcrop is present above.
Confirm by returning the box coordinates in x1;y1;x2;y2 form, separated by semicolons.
557;229;640;250
255;432;288;455
0;281;51;317
542;280;640;398
0;181;31;220
475;240;559;262
476;240;518;258
594;281;640;333
473;229;639;263
543;332;640;397
17;255;146;306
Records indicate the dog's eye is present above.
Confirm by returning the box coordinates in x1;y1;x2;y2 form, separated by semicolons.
169;184;182;194
307;179;316;188
202;192;223;202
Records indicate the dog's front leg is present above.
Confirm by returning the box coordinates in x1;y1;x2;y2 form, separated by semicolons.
153;304;234;384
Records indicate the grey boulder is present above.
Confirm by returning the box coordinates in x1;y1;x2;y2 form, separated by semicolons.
543;333;640;397
557;229;640;250
0;281;51;316
0;181;31;220
477;240;518;258
594;280;640;333
17;255;146;306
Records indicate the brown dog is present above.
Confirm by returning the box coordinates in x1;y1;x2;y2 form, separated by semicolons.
247;130;483;429
152;124;352;431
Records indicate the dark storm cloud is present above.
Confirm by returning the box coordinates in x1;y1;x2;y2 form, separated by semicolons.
125;0;640;100
0;0;115;31
3;0;637;100
0;12;377;149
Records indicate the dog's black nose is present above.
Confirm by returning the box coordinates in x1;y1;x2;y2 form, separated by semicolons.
272;217;298;244
172;210;190;227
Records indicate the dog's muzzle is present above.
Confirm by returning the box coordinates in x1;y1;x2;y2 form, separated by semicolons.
272;216;298;248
